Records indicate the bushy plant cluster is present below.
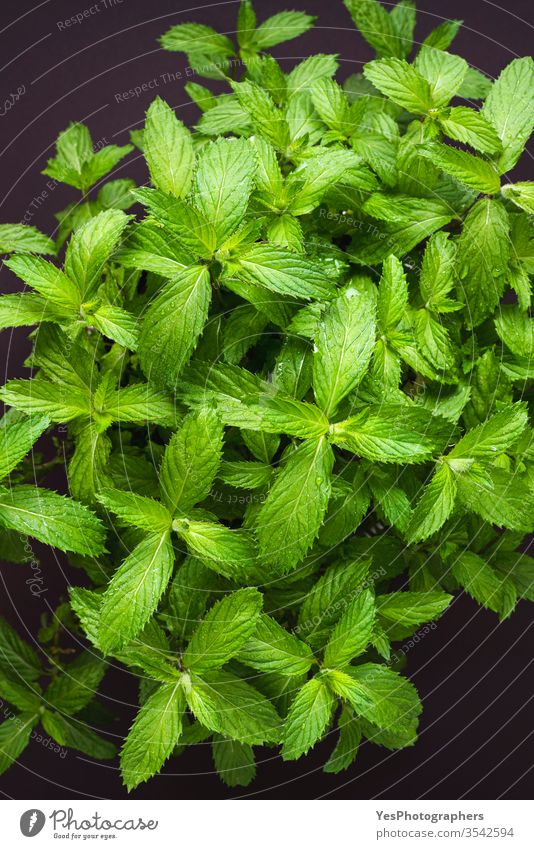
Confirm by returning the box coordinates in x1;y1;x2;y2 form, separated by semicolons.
0;0;533;791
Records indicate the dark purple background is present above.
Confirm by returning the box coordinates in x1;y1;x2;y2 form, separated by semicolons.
0;0;533;800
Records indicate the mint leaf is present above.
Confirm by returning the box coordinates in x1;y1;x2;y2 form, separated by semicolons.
183;589;262;673
98;531;174;652
313;281;376;416
256;436;334;571
456;198;510;327
97;488;172;533
0;485;105;555
323;589;375;667
0;414;49;482
415;47;467;107
46;652;106;715
138;265;211;389
193;138;256;245
0;223;55;255
377;591;452;626
482;57;534;173
281;676;334;760
363;58;433;113
120;682;185;790
330;406;454;463
160;409;223;515
64;209;129;300
187;670;280;745
237;614;314;676
144;97;194;198
212;735;256;787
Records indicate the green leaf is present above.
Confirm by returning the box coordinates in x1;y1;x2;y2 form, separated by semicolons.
168;557;226;641
97;488;172;533
363;58;433;113
0;485;105;555
237;615;314;676
288;150;366;215
406;463;457;542
231;80;290;149
438;106;502;154
330;406;454;464
116;219;193;275
5;255;80;312
0;413;49;482
281;676;334;760
98;531;174;652
42;122;93;189
390;0;416;59
253;10;315;49
68;423;112;505
495;304;534;357
377;591;452;626
256;436;334;571
120;682;185;790
324;705;361;774
449;404;528;459
458;67;492;100
376;254;407;333
482;57;534;173
457;464;534;533
328;663;421;738
240;394;329;439
413;309;454;370
318;469;371;548
237;0;257;49
0;673;41;712
297;557;372;648
419;231;457;309
0;378;90;422
193;138;256;245
46;652;106;715
313;281;376;416
420;143;500;195
212;735;256;787
106;383;177;427
323;589;375;667
65;209;129;300
357;196;455;263
0;713;38;776
41;710;116;760
183;588;263;673
456;198;510;327
452;551;516;619
144;97;194;198
160;409;223;515
415;47;467;107
138;265;211;390
0;293;53;329
177;520;258;581
186;669;280;745
0;618;42;682
89;304;140;350
423;19;462;52
0;223;55;255
159;22;234;59
233;245;334;300
309;78;351;135
287;54;339;95
501;182;534;215
344;0;405;59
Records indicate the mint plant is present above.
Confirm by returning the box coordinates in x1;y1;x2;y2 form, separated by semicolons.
0;0;533;791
